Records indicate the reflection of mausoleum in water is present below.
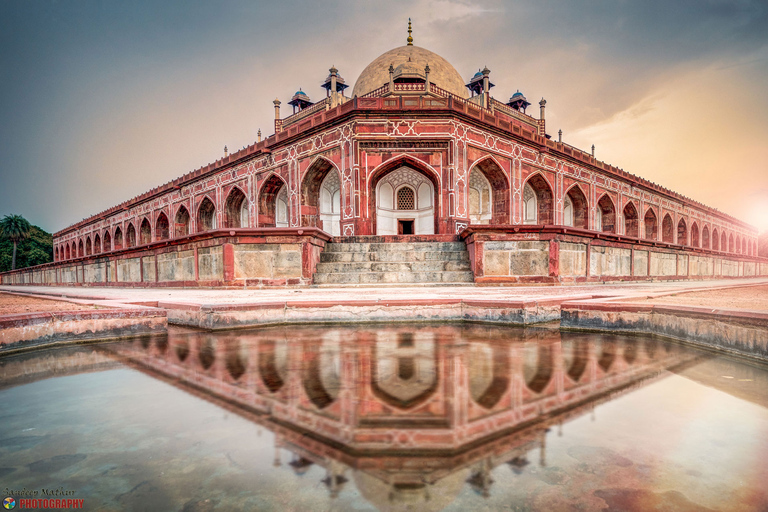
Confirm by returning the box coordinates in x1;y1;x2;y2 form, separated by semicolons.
78;325;702;509
6;22;766;287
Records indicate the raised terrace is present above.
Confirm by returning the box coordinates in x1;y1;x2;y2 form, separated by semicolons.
2;38;765;288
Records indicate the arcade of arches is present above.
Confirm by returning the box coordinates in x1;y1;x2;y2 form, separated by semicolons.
51;153;761;261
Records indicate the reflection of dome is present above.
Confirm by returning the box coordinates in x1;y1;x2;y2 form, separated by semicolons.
353;469;469;512
352;45;468;99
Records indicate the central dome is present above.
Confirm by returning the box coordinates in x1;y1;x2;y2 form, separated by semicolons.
352;45;469;99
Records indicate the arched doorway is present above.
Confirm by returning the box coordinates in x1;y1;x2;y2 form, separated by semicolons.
691;222;699;247
563;185;588;229
712;228;719;251
300;157;340;234
258;174;289;228
623;201;638;237
224;187;249;228
375;166;435;235
103;230;112;252
140;218;152;245
596;194;616;233
174;206;190;237
468;169;492;224
644;208;658;240
197;197;216;232
662;214;674;243
702;225;710;249
126;223;136;247
156;212;170;240
677;218;687;246
319;171;341;236
470;158;510;224
522;174;553;225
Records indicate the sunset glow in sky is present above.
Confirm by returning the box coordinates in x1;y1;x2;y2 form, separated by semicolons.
1;0;767;233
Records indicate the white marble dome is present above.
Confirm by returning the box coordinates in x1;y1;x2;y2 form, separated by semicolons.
352;45;469;99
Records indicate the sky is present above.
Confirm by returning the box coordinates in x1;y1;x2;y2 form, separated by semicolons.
1;0;767;233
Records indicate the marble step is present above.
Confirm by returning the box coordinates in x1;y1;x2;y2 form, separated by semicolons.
320;250;469;263
322;242;468;253
315;260;472;273
313;270;475;285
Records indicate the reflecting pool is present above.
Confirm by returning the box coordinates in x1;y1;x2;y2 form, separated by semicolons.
1;324;768;511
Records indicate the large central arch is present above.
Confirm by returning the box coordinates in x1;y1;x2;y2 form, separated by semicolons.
369;156;440;235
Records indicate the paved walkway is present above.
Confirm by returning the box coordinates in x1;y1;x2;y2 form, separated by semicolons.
3;278;767;307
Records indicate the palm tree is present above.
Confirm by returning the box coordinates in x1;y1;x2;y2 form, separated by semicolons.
0;215;32;270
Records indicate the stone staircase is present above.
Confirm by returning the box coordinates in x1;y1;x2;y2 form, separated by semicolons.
313;237;474;285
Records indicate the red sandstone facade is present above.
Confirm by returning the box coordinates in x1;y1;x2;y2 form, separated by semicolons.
2;41;765;286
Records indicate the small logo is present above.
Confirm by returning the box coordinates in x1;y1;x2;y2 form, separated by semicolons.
2;497;15;510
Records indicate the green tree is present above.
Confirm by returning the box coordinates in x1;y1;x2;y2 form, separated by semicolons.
0;215;32;270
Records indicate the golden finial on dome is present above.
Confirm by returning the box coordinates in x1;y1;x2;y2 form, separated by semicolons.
407;18;413;46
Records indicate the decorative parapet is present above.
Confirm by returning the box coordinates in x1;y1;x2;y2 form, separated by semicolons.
281;97;331;128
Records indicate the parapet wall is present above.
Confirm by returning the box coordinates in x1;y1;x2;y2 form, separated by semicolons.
3;226;766;287
0;228;330;288
462;226;768;284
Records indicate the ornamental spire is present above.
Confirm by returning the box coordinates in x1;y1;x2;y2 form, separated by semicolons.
407;18;413;46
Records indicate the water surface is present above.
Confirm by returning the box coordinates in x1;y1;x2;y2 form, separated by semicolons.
1;324;767;511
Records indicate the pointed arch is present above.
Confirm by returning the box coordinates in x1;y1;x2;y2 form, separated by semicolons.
369;155;441;234
522;172;554;225
690;222;699;247
562;338;589;383
65;244;70;260
258;173;289;228
677;218;687;245
258;339;288;394
300;156;341;229
702;225;710;249
468;343;509;409
303;339;342;410
644;208;658;240
622;201;639;237
469;155;511;224
54;246;59;261
197;196;217;232
523;342;553;394
722;231;727;252
93;233;101;254
729;233;734;253
174;205;190;237
563;183;588;229
78;239;84;258
596;193;616;233
224;186;249;228
712;228;719;251
662;214;674;243
115;226;124;250
85;236;92;256
155;212;170;240
103;230;112;252
139;217;152;245
126;223;136;247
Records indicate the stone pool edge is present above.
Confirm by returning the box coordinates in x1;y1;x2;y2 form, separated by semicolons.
560;301;768;362
0;305;167;354
2;284;767;363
